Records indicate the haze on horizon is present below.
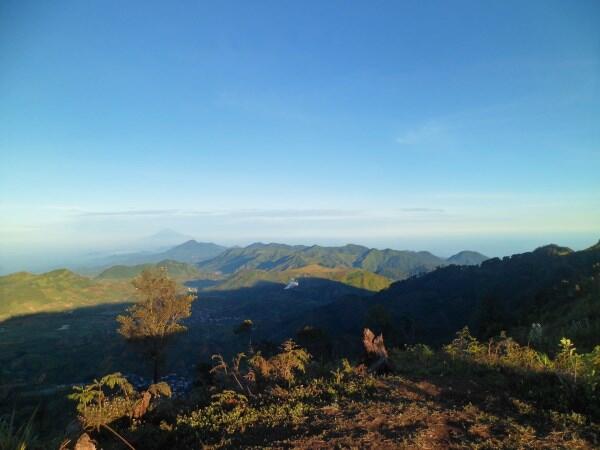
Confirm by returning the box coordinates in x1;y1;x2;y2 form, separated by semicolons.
1;1;599;273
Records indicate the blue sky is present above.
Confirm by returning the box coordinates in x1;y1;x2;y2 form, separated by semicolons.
1;0;599;271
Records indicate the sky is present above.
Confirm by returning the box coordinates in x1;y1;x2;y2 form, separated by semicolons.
1;0;599;272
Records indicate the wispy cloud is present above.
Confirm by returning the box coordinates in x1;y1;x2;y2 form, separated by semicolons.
74;209;179;217
223;209;363;220
399;208;445;213
69;208;364;220
67;207;448;221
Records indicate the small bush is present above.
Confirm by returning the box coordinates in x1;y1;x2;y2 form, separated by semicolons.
444;326;485;360
211;339;311;395
68;373;171;449
250;340;311;388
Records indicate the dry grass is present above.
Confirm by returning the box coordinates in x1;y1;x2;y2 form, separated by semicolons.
261;374;599;449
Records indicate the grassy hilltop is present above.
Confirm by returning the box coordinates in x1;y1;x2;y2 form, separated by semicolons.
0;269;133;320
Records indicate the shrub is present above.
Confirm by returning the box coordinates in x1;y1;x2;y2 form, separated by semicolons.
176;390;312;446
211;340;312;395
443;326;485;360
556;338;583;381
329;359;376;399
211;352;255;396
250;340;310;387
69;373;171;449
489;332;545;371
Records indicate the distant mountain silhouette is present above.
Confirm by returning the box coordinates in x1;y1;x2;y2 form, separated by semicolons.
446;250;489;265
82;240;227;269
160;240;227;263
138;229;195;250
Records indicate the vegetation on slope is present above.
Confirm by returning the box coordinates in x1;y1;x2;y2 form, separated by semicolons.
0;269;133;320
56;328;600;449
355;247;448;279
3;242;599;449
198;242;487;280
0;241;487;323
213;264;391;292
446;250;491;265
96;260;210;281
286;240;600;352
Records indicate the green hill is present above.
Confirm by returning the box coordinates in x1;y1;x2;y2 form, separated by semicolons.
446;250;490;265
96;259;206;280
198;243;487;280
354;248;447;279
0;269;133;319
214;264;391;292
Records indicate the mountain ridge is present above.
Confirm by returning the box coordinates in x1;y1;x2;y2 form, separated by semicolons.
277;238;600;351
96;259;214;281
79;240;227;270
197;242;488;280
